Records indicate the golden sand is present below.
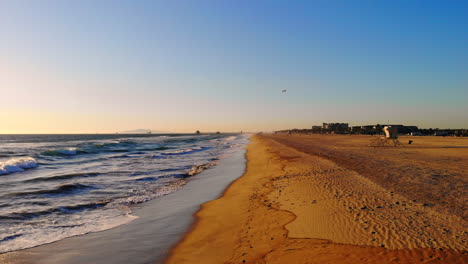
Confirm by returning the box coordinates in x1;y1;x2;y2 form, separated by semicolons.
166;135;467;264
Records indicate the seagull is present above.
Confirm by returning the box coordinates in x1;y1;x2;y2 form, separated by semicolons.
281;89;287;93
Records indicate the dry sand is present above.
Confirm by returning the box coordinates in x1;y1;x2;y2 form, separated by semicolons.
268;134;468;221
166;135;467;264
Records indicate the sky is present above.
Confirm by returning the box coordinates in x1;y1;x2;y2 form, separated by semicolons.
1;0;467;133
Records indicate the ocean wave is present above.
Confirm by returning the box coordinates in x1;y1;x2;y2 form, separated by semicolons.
0;207;56;220
109;154;132;159
0;201;108;221
136;146;171;151
7;183;97;197
161;146;210;156
0;157;38;175
108;179;186;206
159;167;190;172
134;176;158;182
186;161;218;176
117;139;137;144
0;208;137;253
0;133;248;254
58;201;109;213
74;141;147;154
41;148;80;156
24;172;102;183
92;140;136;148
0;234;23;243
0;209;53;221
131;172;187;182
39;142;176;158
164;137;206;144
104;149;131;153
0;151;16;157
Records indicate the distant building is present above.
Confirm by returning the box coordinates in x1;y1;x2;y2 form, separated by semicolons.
376;125;418;134
401;126;419;134
434;130;449;136
311;125;322;133
273;123;468;137
322;123;349;133
350;126;362;133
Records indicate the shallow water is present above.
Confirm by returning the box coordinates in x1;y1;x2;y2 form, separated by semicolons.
0;136;248;264
0;133;248;253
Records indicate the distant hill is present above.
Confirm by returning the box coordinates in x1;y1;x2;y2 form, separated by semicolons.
119;129;171;134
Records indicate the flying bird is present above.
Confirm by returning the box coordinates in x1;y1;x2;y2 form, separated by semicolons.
281;89;287;93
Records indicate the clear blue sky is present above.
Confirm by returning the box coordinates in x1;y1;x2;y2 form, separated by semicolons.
1;0;467;133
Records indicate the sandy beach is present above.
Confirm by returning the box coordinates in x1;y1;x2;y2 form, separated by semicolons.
4;1;468;263
167;134;467;264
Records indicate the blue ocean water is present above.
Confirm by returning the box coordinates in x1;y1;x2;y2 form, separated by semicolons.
0;133;248;253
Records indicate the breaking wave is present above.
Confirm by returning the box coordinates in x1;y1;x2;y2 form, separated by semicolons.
107;179;186;206
161;146;210;156
0;157;38;175
8;183;97;197
186;162;218;176
24;172;102;183
41;148;80;156
0;133;249;253
0;202;109;221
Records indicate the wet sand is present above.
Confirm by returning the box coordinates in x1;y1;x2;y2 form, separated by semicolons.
167;135;467;264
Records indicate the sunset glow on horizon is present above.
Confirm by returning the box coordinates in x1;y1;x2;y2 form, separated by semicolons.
1;0;467;134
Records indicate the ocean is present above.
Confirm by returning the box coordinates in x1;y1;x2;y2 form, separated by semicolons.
0;133;248;254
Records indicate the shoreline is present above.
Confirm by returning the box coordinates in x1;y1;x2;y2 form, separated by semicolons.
0;141;248;264
163;148;249;264
166;135;467;263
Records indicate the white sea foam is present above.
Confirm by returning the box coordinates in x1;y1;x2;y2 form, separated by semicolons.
187;161;218;176
0;133;250;254
108;179;186;206
162;146;204;155
0;157;38;175
169;149;194;154
0;208;137;253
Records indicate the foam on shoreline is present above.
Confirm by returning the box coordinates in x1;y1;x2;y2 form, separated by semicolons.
0;136;249;264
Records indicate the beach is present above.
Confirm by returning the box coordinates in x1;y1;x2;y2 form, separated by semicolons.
4;1;468;263
167;134;467;263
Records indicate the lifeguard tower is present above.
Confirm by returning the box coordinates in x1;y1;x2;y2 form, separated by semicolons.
370;126;402;147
